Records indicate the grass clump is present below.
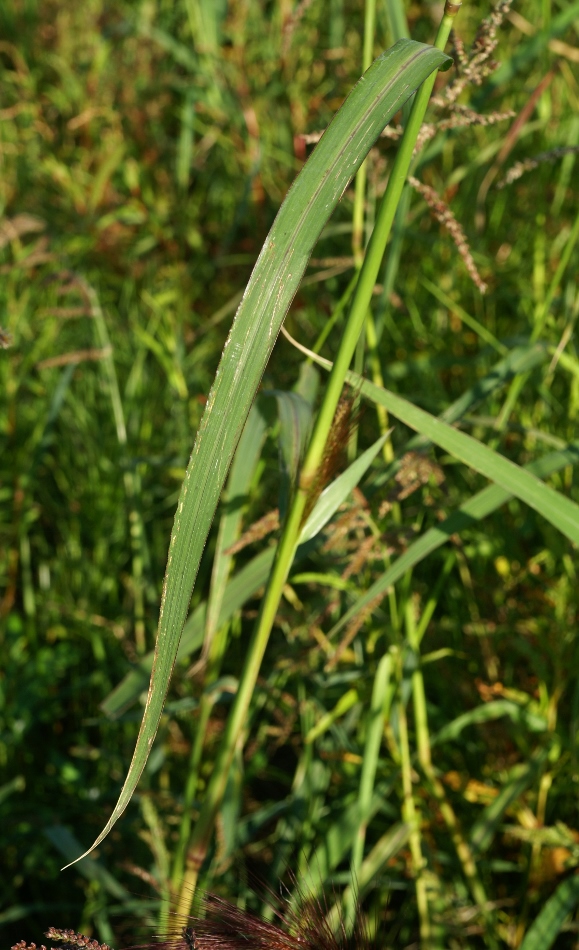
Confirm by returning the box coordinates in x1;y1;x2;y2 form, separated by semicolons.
2;1;579;948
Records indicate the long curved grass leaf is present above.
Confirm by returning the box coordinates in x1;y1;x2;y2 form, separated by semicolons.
520;875;579;950
469;750;548;856
357;380;579;544
431;699;547;747
328;439;579;643
300;344;579;543
69;40;451;864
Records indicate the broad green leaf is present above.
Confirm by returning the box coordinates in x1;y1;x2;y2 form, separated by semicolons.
520;875;579;950
69;39;451;865
299;431;389;544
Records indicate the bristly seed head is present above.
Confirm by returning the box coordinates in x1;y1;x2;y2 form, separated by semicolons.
12;933;112;950
301;387;361;524
131;891;370;950
13;887;371;950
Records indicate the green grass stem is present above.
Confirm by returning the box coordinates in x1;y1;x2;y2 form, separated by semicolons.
174;23;456;915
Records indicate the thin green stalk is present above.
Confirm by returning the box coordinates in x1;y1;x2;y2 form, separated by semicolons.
176;5;461;915
350;0;377;458
365;309;394;463
312;272;358;356
83;280;148;654
169;618;230;894
495;205;579;430
406;583;497;947
348;322;366;462
398;694;430;947
298;2;459;498
348;652;392;922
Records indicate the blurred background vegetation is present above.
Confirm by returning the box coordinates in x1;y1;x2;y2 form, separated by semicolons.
1;0;579;947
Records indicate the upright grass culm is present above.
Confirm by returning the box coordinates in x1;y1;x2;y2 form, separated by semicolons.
63;19;453;886
175;4;460;918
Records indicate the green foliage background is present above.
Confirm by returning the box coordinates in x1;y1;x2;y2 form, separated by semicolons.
1;0;579;947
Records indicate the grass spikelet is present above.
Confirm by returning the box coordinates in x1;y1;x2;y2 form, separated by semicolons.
408;176;488;293
301;388;361;524
497;145;579;188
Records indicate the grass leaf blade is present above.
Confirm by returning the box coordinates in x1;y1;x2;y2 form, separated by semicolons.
67;37;451;866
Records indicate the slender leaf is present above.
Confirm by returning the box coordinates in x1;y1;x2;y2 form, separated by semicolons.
520;875;579;950
431;699;547;746
329;439;579;642
271;389;313;518
68;39;451;865
299;431;389;543
469;750;547;856
352;376;579;545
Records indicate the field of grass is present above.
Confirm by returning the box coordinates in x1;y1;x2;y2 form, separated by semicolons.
2;0;579;947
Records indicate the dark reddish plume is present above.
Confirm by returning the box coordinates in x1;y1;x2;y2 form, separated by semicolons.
13;890;369;950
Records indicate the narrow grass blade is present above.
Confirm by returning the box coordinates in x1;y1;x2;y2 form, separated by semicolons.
520;875;579;950
328;439;579;643
299;431;389;544
431;699;547;746
45;826;129;898
272;389;313;518
354;377;579;545
67;39;451;865
469;750;547;856
326;822;411;930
